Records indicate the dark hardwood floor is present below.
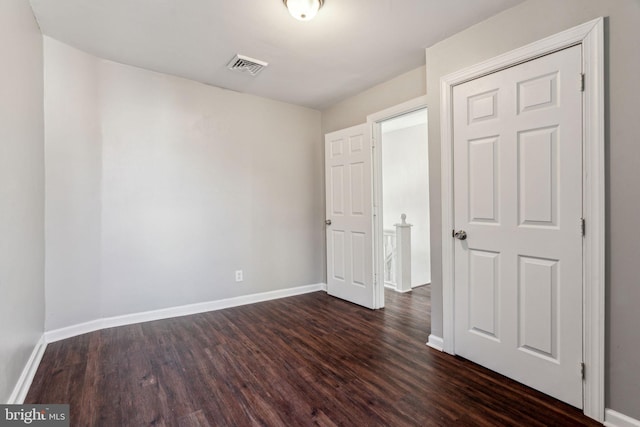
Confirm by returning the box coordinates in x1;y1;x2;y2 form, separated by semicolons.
27;286;601;426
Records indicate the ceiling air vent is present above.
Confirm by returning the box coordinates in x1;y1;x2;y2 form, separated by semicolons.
226;54;268;76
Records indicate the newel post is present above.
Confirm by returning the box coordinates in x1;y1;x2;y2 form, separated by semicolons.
395;214;413;293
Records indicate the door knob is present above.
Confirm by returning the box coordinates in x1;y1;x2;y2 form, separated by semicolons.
453;230;467;240
325;219;332;226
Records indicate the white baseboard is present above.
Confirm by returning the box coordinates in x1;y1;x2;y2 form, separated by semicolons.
384;283;430;292
7;335;47;404
426;334;444;351
46;283;327;343
384;285;413;293
412;282;430;288
605;409;640;427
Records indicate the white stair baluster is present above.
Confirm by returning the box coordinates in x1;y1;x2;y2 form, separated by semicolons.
395;214;413;293
383;229;396;287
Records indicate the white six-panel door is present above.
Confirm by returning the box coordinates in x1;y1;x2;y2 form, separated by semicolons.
325;124;375;309
453;45;583;407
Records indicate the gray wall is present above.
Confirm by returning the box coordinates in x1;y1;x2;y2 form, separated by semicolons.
45;39;324;329
423;0;640;419
0;0;45;402
44;37;102;330
321;66;426;135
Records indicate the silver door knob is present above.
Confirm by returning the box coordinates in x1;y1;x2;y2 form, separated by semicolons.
325;219;332;226
453;230;467;240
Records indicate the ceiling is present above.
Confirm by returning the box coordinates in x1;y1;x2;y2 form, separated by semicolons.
29;0;525;110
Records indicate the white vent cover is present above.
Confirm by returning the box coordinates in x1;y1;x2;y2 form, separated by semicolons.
226;54;268;76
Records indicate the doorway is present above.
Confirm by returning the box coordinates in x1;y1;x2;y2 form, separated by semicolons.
368;96;429;308
379;109;430;293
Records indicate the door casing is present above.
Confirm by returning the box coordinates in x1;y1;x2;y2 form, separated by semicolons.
439;18;605;421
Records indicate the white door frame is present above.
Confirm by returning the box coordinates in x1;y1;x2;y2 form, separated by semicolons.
367;96;428;309
440;18;605;421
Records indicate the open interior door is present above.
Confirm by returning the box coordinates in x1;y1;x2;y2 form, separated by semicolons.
325;124;375;309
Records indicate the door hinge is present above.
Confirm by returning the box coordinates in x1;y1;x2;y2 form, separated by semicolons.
581;362;586;380
579;73;585;92
452;229;456;238
581;218;586;237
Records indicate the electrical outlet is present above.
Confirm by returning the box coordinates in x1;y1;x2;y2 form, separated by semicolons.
235;270;243;282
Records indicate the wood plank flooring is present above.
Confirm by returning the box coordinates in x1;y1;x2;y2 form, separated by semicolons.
26;286;601;426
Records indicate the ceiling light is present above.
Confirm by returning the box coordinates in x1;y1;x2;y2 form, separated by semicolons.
283;0;324;21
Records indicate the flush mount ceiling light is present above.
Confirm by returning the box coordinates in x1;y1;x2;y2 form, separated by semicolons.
283;0;324;21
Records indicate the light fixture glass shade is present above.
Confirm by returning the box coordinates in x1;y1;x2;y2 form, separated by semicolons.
284;0;323;21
